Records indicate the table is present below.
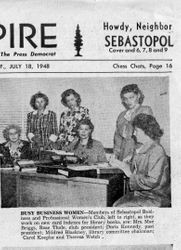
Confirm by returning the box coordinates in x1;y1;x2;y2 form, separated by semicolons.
1;167;126;207
1;169;19;207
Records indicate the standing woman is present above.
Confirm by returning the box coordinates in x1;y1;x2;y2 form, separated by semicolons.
114;84;153;161
59;89;89;148
27;92;58;154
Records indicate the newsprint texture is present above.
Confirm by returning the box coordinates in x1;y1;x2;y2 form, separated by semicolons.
0;0;181;249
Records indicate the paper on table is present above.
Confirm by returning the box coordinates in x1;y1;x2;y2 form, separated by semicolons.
96;162;110;168
68;162;123;171
58;169;69;177
67;163;117;171
46;149;75;156
109;158;132;177
17;160;35;166
20;168;37;172
67;165;98;171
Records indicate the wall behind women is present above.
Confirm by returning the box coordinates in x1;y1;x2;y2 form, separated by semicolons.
0;77;169;155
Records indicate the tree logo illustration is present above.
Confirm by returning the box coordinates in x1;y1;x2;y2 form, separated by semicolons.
74;24;83;57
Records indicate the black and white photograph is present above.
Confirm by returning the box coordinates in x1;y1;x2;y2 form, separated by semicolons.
0;77;170;208
0;0;180;248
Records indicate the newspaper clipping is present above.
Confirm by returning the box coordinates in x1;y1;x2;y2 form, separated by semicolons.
0;0;180;249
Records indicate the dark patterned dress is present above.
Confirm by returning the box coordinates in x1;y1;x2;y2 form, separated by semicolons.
0;140;32;166
27;109;58;149
59;106;89;147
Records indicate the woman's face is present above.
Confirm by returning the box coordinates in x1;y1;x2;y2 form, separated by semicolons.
9;128;20;143
35;97;46;111
134;127;148;144
122;92;140;109
66;94;77;109
78;124;91;140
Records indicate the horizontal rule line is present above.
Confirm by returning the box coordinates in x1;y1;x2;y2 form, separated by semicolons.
0;59;173;62
0;71;172;74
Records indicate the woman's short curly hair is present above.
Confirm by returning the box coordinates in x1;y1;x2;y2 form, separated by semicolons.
61;89;81;107
30;92;49;110
3;124;21;141
74;119;94;149
132;113;163;141
77;118;94;134
120;84;144;106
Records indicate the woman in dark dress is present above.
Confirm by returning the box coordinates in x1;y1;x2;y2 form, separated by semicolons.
27;92;58;157
0;124;31;167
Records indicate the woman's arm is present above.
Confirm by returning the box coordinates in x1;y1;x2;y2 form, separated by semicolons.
26;113;35;141
129;147;167;191
20;141;32;160
58;112;67;145
0;144;13;166
109;157;132;177
113;116;123;159
62;139;77;152
59;112;66;134
96;142;108;163
49;112;58;142
143;106;153;116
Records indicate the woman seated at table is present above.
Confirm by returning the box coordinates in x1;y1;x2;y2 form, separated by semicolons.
110;113;170;207
0;124;32;167
64;118;107;165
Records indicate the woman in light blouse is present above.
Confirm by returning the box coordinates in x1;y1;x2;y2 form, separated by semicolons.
111;113;170;207
114;84;153;161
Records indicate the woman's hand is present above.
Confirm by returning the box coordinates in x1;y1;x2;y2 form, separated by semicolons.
109;156;132;177
31;135;42;146
66;156;78;164
123;154;132;163
57;134;65;142
109;155;124;168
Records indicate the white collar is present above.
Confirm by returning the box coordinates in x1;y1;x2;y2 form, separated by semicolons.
5;140;23;148
33;108;49;115
126;104;140;115
124;104;140;121
135;144;144;154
